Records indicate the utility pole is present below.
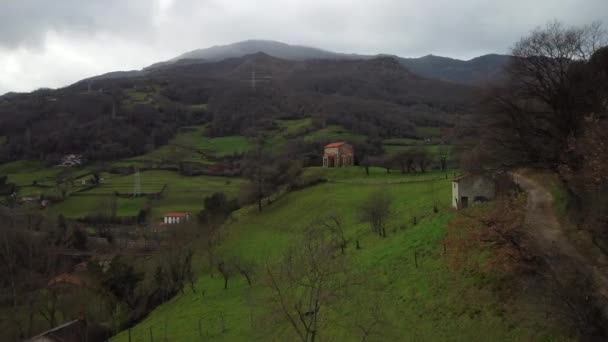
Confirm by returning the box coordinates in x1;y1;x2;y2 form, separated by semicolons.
242;67;272;92
133;169;141;198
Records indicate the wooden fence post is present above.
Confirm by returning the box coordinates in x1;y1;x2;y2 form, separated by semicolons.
198;319;202;339
414;251;418;268
149;326;154;342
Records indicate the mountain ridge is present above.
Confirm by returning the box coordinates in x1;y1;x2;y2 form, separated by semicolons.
144;40;511;84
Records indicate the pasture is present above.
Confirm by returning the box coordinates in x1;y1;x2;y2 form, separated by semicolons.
303;125;368;144
43;170;244;220
112;168;567;341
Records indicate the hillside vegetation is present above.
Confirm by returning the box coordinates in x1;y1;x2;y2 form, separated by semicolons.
111;168;567;341
0;51;470;165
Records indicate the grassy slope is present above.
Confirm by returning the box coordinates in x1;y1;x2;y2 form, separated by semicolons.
112;168;564;341
276;118;313;136
416;126;442;138
146;173;245;219
47;196;148;218
382;126;450;157
303;125;368;144
45;170;244;220
0;160;70;187
118;126;252;167
383;144;453;156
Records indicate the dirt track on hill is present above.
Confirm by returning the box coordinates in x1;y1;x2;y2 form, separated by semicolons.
512;172;608;324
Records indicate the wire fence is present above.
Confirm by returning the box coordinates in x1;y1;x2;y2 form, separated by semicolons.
122;309;254;342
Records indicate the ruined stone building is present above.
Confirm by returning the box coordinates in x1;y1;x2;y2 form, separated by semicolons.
452;174;496;209
323;142;354;167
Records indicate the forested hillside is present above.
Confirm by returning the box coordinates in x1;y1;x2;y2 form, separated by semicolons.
0;53;474;164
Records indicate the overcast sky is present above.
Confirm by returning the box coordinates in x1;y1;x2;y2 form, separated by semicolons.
1;0;606;94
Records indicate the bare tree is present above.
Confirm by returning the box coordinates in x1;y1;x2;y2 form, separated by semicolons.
0;229;22;338
480;21;607;168
411;148;430;173
352;299;390;342
265;225;349;342
319;216;347;255
217;260;233;290
233;258;256;286
242;136;269;212
361;156;371;176
359;190;392;238
38;288;59;328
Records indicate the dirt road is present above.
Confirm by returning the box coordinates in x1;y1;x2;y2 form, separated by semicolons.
512;172;608;312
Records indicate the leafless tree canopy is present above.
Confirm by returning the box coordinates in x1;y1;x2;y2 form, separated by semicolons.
359;190;392;238
264;224;350;342
474;21;607;170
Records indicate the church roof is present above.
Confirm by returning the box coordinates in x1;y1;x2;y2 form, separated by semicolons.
324;142;347;148
163;212;189;218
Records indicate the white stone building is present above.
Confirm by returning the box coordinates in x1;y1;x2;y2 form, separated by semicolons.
163;212;190;225
452;174;496;209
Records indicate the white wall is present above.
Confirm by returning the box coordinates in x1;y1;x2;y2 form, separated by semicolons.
453;176;496;209
452;181;459;208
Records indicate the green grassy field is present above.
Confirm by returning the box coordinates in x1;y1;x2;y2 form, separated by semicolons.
303;125;368;144
0;160;62;186
146;172;245;220
276;118;313;136
382;137;424;145
170;126;251;157
383;144;453;156
0;160;92;197
415;126;442;138
41;170;245;220
112;167;567;341
123;86;159;107
46;196;148;218
189;103;208;111
205;136;252;156
116;126;253;168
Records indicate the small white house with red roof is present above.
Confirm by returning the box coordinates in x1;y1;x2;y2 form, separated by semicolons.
163;212;191;225
323;142;354;167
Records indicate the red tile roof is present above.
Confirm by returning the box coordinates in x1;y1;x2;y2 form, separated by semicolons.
48;273;87;288
163;212;189;218
324;142;347;148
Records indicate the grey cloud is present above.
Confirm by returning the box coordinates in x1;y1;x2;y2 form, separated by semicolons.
1;0;607;94
0;0;157;49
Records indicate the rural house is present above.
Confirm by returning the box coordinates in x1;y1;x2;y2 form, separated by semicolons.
452;174;496;209
322;142;354;167
58;154;84;167
163;212;191;225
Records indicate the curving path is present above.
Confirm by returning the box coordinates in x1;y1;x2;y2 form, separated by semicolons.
512;172;608;306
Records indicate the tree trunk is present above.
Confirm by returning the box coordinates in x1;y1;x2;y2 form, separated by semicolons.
240;270;252;286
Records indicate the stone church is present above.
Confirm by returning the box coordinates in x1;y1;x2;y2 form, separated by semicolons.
323;142;354;167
